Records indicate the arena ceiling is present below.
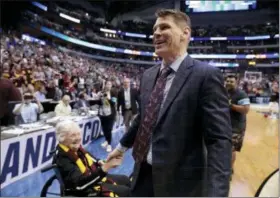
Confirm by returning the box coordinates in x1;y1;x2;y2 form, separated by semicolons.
86;0;279;23
88;0;169;22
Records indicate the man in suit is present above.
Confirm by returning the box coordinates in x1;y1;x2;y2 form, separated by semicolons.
107;9;232;197
73;92;90;110
117;78;139;132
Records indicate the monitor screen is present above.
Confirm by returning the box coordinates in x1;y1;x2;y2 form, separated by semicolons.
185;0;257;13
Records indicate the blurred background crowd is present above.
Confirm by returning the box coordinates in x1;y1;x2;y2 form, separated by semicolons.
0;0;279;114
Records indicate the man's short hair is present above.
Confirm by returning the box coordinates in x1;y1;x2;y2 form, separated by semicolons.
123;78;130;82
226;75;238;80
155;9;191;28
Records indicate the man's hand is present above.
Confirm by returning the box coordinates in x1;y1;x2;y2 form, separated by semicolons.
101;157;123;172
98;160;105;166
107;148;124;162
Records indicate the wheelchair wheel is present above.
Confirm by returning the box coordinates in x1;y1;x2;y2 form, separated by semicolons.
129;173;133;182
40;175;61;197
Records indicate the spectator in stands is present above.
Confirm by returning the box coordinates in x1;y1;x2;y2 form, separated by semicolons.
73;92;90;110
12;64;25;88
77;72;85;90
62;71;71;88
34;86;46;101
55;95;72;116
22;58;34;85
46;80;61;100
91;87;100;100
27;84;35;95
63;87;74;100
99;81;117;152
54;120;130;197
1;62;11;79
12;92;44;124
33;66;45;90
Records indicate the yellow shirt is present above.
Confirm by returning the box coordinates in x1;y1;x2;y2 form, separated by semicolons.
55;101;72;116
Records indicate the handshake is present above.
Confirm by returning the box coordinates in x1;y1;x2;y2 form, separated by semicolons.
99;148;124;172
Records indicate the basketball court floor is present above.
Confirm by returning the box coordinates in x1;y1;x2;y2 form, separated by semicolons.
1;105;278;197
230;106;279;197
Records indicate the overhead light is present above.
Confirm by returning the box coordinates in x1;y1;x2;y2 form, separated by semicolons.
249;61;256;66
59;13;80;23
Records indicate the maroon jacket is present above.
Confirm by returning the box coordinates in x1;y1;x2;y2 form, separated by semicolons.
0;78;22;118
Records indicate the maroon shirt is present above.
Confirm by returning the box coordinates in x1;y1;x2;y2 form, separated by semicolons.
0;78;22;118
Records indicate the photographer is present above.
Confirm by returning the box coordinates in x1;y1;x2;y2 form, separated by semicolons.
12;92;44;124
98;81;117;152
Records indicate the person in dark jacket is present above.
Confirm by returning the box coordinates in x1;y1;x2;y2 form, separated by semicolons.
54;120;130;197
0;76;22;126
73;92;90;110
117;78;139;133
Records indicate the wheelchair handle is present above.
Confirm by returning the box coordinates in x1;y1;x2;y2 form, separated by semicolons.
41;164;57;173
49;149;56;155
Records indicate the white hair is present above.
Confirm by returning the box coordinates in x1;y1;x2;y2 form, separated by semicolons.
55;120;81;143
123;77;130;82
62;95;71;100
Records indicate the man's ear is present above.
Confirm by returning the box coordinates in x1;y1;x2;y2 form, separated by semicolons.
181;26;191;41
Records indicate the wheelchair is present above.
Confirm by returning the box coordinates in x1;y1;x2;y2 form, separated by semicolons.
40;163;64;197
40;150;133;197
40;149;101;197
254;168;279;197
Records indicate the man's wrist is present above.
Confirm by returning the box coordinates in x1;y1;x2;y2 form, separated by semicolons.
116;143;128;153
101;164;109;173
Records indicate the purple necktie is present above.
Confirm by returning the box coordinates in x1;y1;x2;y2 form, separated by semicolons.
132;67;172;162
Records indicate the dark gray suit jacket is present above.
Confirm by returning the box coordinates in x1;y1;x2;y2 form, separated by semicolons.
117;88;139;115
120;55;232;197
73;99;90;109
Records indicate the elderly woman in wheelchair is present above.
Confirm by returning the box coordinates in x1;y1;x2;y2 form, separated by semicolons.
53;120;130;197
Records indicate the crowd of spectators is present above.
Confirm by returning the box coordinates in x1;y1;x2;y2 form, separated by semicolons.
1;4;279;111
1;30;278;102
237;75;279;96
1;32;143;104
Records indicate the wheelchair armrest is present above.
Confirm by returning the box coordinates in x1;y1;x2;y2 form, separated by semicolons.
41;164;57;173
75;176;101;190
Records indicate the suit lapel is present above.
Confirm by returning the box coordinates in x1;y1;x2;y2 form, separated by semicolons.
122;89;125;104
129;88;133;104
156;56;194;126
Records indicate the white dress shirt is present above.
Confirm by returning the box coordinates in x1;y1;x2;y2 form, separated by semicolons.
13;103;40;123
124;88;131;109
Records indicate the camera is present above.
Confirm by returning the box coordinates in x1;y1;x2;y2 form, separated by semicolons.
100;92;107;98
